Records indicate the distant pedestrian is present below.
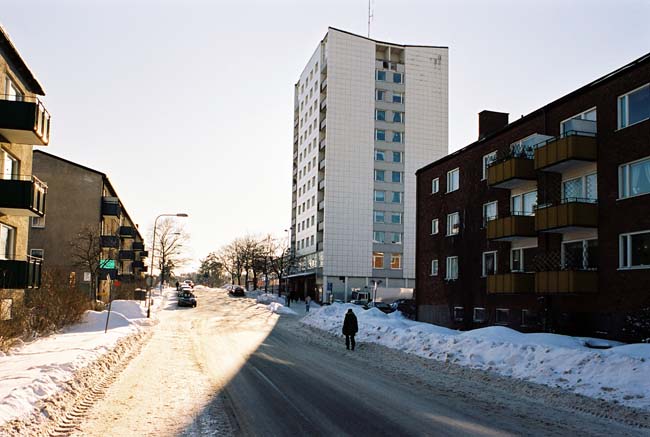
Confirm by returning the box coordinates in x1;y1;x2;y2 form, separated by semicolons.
175;281;180;291
342;309;358;351
305;295;311;312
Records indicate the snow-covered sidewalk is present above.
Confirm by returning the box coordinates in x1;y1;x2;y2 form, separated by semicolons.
302;303;650;410
0;292;167;427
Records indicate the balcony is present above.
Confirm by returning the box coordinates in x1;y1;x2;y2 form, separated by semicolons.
0;96;50;146
487;157;536;189
535;130;597;173
0;176;47;217
119;226;136;238
535;270;597;294
319;138;326;149
318;179;325;190
318;201;324;210
119;250;134;260
487;273;534;294
0;256;42;289
321;79;327;91
99;235;120;248
132;260;145;269
320;98;327;111
138;250;149;258
486;214;536;241
320;117;326;131
132;241;145;251
319;159;326;170
317;241;324;251
99;268;118;280
535;200;598;233
101;198;121;217
317;221;324;231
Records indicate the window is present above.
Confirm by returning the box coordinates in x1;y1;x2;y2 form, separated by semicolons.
510;247;536;273
374;211;385;223
376;110;386;121
619;230;650;269
373;252;384;269
392;131;403;143
482;251;497;276
619;84;650;129
0;299;12;321
483;201;497;227
390;253;402;269
376;89;385;101
30;249;44;259
446;168;459;192
392;92;403;104
374;190;385;202
391;171;402;183
373;231;385;243
446;256;458;280
482;151;497;180
374;170;385;182
563;173;597;202
376;129;386;141
375;150;385;161
453;307;464;322
619;156;650;199
511;190;537;216
431;260;439;276
473;308;486;323
2;150;18;180
391;192;402;203
376;70;386;81
562;239;598;270
393;72;402;84
392;151;402;163
390;232;402;244
31;216;45;228
393;112;403;123
310;235;314;246
0;224;16;260
5;77;24;101
390;212;402;224
431;178;439;194
495;309;510;325
447;212;460;236
431;218;439;235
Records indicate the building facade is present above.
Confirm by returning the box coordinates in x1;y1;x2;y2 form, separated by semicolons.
289;28;448;302
416;53;650;342
28;151;147;302
0;25;50;321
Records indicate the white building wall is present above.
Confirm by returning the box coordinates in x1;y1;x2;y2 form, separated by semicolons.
322;29;375;277
403;46;449;278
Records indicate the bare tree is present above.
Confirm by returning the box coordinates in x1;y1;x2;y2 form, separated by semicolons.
152;218;190;286
69;225;116;300
269;237;291;296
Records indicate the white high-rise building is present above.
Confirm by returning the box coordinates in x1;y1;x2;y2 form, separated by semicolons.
289;28;448;302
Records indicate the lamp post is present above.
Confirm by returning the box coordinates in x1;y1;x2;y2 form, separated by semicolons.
147;213;188;318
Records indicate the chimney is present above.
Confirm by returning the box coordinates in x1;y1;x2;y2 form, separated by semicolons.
478;110;509;141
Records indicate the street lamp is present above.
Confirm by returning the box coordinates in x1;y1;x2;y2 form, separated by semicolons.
147;213;188;318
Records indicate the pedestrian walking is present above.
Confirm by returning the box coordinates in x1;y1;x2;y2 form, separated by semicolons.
305;295;311;312
342;308;358;351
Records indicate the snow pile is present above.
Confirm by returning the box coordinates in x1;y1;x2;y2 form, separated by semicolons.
256;293;285;305
302;303;650;410
267;302;297;315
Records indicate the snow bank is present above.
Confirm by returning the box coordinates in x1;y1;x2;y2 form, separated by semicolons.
256;293;286;305
267;302;297;315
302;303;650;410
109;300;147;320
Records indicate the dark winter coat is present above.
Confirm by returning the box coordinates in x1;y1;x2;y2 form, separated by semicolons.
342;311;358;336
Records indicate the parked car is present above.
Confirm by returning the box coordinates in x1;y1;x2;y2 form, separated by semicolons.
391;299;416;319
178;285;192;297
178;292;197;308
228;285;245;297
364;301;394;314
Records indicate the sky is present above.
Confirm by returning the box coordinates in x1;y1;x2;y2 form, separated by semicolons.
3;0;650;271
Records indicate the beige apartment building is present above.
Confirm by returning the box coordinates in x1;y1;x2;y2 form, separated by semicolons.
0;25;50;321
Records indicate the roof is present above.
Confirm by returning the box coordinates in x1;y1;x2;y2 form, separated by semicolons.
34;150;144;240
416;50;650;175
328;27;448;50
0;24;45;95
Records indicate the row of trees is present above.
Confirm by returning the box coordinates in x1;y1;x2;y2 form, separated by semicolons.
199;235;291;293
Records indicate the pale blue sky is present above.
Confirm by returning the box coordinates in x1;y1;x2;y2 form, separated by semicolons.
4;0;649;270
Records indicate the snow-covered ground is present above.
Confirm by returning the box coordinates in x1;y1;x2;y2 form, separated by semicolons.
302;303;650;410
0;293;165;427
254;292;298;315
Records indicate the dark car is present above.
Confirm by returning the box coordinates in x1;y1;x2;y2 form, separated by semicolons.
364;301;394;314
391;299;416;319
178;292;197;307
228;285;245;297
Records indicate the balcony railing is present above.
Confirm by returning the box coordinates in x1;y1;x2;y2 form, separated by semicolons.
486;213;536;241
487;157;536;189
318;201;324;210
0;255;42;289
487;272;534;294
0;175;47;217
535;128;597;172
318;179;325;190
132;241;145;251
535;199;598;232
101;198;121;217
0;95;51;146
119;250;134;260
319;138;326;149
321;79;327;91
320;117;326;131
138;250;149;258
99;235;120;248
119;226;136;238
132;260;145;269
535;270;597;294
319;159;326;170
320;98;327;111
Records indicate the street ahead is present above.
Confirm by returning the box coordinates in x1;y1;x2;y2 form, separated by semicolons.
73;289;647;437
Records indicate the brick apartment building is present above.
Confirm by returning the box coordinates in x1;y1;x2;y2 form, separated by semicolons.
416;52;650;342
0;25;50;321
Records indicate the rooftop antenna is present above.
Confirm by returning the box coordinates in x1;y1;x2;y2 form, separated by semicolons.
367;0;374;38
